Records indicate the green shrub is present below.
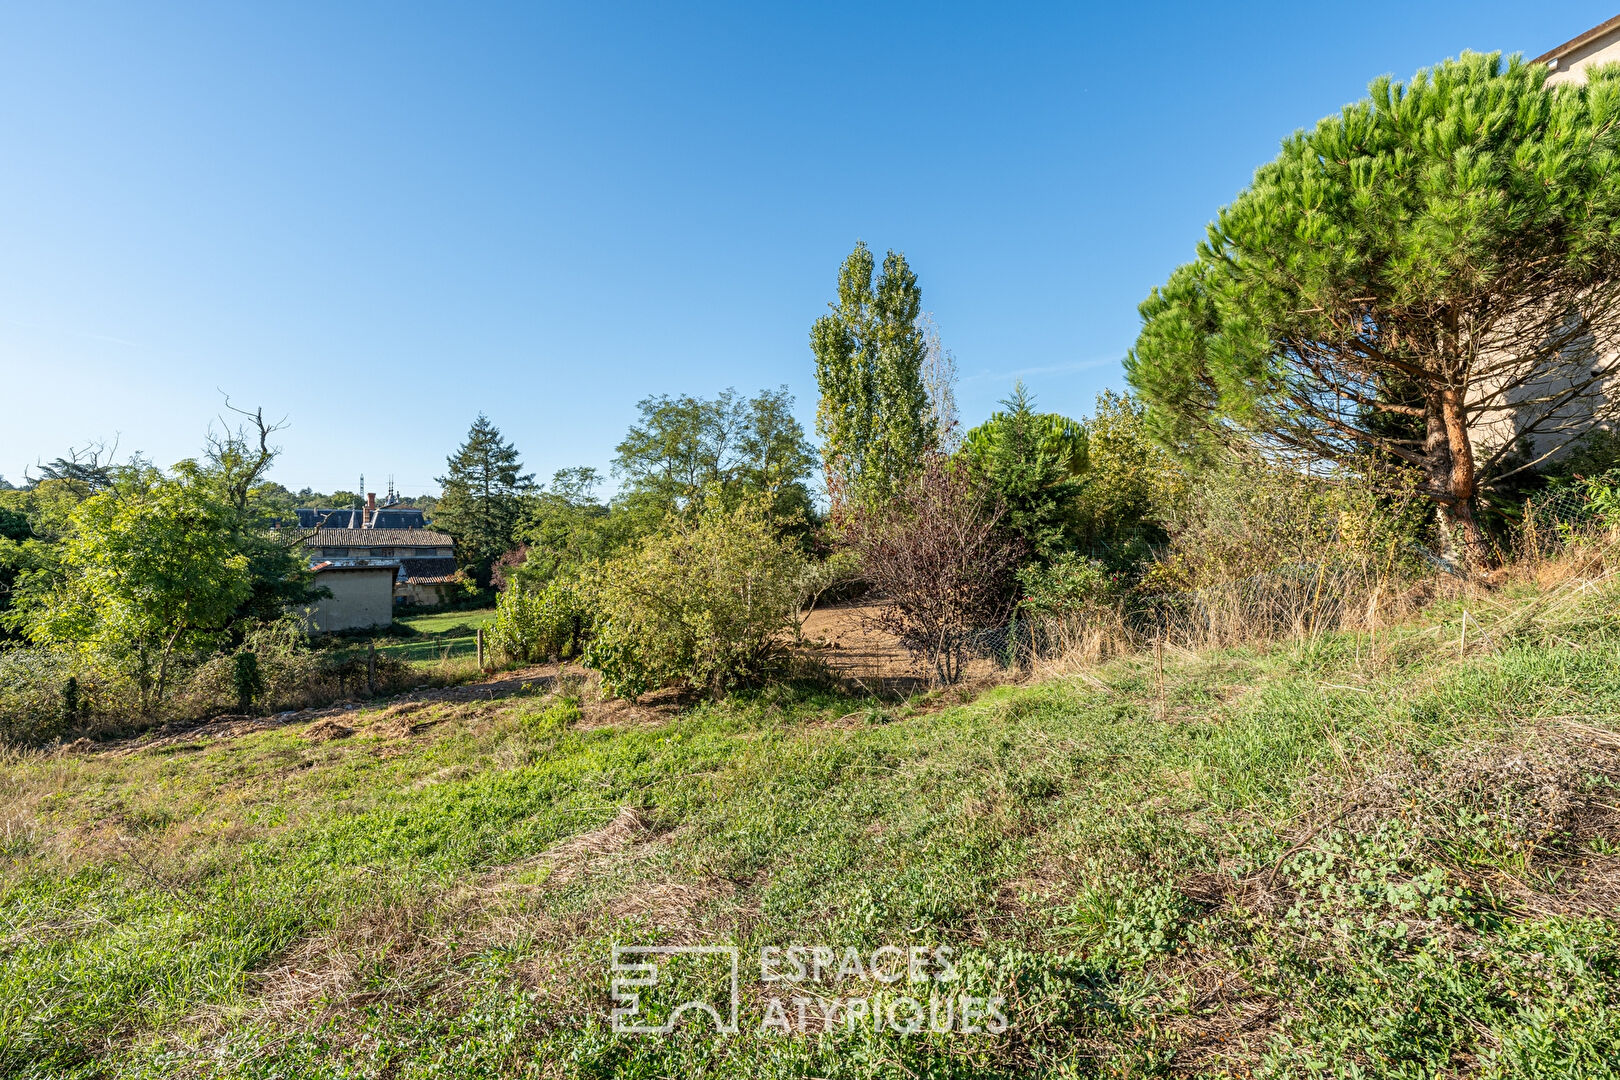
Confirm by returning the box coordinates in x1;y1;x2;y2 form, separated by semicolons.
1069;391;1184;564
581;498;810;698
231;652;265;714
0;650;77;744
1016;553;1120;617
489;575;589;664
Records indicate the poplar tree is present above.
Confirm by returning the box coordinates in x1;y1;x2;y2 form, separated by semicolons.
811;242;935;507
434;416;534;587
1127;53;1620;565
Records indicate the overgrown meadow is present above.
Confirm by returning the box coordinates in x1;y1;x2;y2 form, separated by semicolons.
11;48;1620;1080
5;565;1619;1078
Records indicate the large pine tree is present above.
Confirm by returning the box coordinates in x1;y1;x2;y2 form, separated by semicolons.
434;416;534;588
1127;53;1620;566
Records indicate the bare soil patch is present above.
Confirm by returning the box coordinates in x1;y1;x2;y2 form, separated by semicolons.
799;601;1010;694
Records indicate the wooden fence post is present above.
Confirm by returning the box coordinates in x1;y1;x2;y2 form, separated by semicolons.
366;643;377;696
476;627;485;671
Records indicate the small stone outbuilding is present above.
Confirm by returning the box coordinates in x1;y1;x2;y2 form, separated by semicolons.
305;563;397;632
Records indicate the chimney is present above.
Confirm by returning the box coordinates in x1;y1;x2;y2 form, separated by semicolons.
365;492;376;528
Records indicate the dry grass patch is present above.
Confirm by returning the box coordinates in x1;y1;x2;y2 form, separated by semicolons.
303;718;354;742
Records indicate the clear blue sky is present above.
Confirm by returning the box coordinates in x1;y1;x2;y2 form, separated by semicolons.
2;2;1612;496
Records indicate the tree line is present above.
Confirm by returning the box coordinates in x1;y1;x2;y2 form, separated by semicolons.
8;50;1620;727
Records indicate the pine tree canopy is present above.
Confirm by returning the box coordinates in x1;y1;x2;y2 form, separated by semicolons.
434;415;534;588
960;390;1089;481
959;383;1088;558
1126;52;1620;564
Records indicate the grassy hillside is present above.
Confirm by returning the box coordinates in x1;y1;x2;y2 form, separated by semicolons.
3;579;1619;1078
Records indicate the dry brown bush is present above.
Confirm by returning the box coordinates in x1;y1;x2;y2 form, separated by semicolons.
841;454;1024;684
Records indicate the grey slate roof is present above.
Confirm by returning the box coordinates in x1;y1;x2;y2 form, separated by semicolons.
369;509;427;529
296;508;360;529
295;507;429;530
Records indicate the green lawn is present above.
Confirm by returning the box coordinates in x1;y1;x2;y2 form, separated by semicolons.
395;607;496;636
373;636;480;663
3;581;1619;1077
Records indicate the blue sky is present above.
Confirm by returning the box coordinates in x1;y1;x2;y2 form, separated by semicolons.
1;2;1612;496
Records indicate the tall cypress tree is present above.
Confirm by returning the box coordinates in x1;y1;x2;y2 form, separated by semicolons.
811;242;935;508
434;416;534;588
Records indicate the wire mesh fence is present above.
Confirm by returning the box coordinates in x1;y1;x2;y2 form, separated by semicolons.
374;635;479;664
1520;474;1620;557
1528;483;1606;527
930;558;1405;673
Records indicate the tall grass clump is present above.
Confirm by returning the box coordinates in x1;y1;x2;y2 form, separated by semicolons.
1015;553;1135;667
1139;459;1430;648
1016;460;1431;671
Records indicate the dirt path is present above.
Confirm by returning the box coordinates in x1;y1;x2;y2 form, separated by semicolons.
798;602;918;689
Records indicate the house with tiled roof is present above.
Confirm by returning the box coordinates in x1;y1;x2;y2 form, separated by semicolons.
301;492;465;610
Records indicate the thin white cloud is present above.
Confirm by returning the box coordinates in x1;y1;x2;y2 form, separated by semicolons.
961;356;1120;384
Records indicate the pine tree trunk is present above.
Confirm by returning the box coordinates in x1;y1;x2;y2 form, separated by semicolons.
1426;387;1494;569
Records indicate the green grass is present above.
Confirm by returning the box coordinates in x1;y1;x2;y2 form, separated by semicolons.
395;608;496;637
3;582;1620;1077
376;607;494;666
374;635;479;663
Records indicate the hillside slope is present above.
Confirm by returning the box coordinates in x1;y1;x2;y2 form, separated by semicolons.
3;580;1619;1078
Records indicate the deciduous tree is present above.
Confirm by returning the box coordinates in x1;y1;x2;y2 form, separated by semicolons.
842;455;1023;684
1070;392;1184;562
812;242;935;507
612;386;815;523
919;312;960;452
21;474;253;715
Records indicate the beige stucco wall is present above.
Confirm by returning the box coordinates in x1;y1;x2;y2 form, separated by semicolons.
1466;39;1620;465
1545;29;1620;86
1468;310;1618;467
306;567;396;632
